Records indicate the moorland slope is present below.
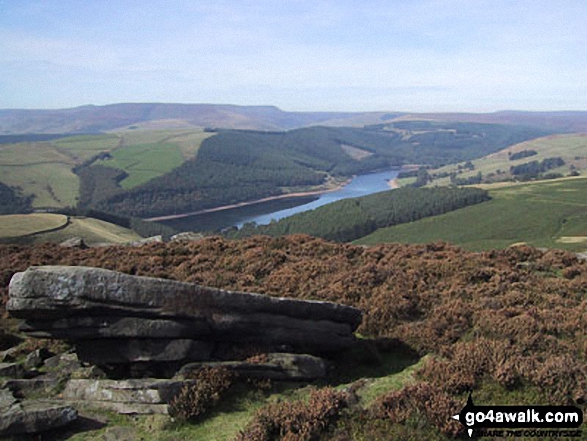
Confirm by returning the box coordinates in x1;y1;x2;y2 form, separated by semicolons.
0;236;584;439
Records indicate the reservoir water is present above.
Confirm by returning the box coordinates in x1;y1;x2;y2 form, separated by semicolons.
160;169;400;233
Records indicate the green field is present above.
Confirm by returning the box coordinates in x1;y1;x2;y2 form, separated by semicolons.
421;133;587;186
0;142;80;207
32;217;142;245
0;130;212;208
98;142;185;188
53;134;121;161
0;214;141;245
356;176;587;252
0;213;68;237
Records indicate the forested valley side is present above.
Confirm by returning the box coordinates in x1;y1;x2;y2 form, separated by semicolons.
76;122;548;218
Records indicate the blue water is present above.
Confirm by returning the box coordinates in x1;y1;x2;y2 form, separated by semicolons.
161;169;400;232
236;169;400;227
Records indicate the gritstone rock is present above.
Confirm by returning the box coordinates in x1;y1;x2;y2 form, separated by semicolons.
8;266;362;370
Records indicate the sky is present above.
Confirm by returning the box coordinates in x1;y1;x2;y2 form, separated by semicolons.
1;0;586;112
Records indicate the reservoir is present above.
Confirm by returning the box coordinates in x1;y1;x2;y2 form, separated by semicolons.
160;169;400;233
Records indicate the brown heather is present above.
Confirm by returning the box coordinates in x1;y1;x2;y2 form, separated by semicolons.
235;387;349;441
168;366;235;422
1;236;585;437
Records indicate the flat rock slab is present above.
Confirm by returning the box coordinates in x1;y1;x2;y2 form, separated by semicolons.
8;266;362;361
8;266;361;328
62;379;193;415
178;353;328;381
0;400;77;436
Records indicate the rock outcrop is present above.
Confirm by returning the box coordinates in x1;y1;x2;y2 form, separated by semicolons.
0;387;77;437
8;266;361;373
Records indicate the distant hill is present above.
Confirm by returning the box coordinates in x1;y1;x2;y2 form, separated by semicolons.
2;103;587;134
415;110;587;133
0;103;396;134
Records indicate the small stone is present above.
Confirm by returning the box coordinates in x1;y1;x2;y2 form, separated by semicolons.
24;349;51;370
170;232;204;242
59;237;87;249
0;389;17;411
0;363;24;379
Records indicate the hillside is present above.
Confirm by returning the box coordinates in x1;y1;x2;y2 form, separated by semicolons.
416;110;587;133
417;133;587;187
0;130;212;210
231;187;490;242
0;237;585;440
2;104;587;135
0;213;142;245
0;104;387;134
89;122;548;218
357;176;587;252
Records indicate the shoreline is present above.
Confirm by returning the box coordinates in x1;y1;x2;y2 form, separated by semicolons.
144;180;352;222
388;177;400;189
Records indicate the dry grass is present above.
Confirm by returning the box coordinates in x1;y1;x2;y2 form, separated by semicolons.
0;213;68;238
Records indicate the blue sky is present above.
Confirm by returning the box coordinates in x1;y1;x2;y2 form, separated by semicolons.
1;0;586;111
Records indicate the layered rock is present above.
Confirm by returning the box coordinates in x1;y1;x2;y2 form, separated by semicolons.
0;387;77;437
8;266;361;370
178;353;328;381
62;379;188;415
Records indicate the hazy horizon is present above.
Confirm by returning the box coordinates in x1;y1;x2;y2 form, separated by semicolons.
2;1;586;113
2;102;587;115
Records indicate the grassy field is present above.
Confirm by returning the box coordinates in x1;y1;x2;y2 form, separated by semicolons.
0;214;141;245
423;133;587;186
98;142;185;188
0;142;80;207
0;213;68;237
53;134;121;162
356;176;587;252
0;130;212;208
42;217;142;244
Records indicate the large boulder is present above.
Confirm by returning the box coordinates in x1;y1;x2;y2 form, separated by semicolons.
8;266;362;369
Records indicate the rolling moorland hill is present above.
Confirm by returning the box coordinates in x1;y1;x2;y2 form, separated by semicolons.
0;121;549;220
86;122;549;218
2;103;587;134
0;236;585;440
0;103;390;134
419;110;587;134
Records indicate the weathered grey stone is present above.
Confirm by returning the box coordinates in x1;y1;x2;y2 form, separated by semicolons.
0;401;77;436
130;235;163;245
59;237;87;249
20;316;212;340
62;379;191;414
0;363;24;379
3;378;62;399
0;347;18;364
170;232;204;242
8;266;361;329
8;266;361;363
0;389;17;411
24;348;51;370
178;353;328;380
75;339;214;364
44;352;81;374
